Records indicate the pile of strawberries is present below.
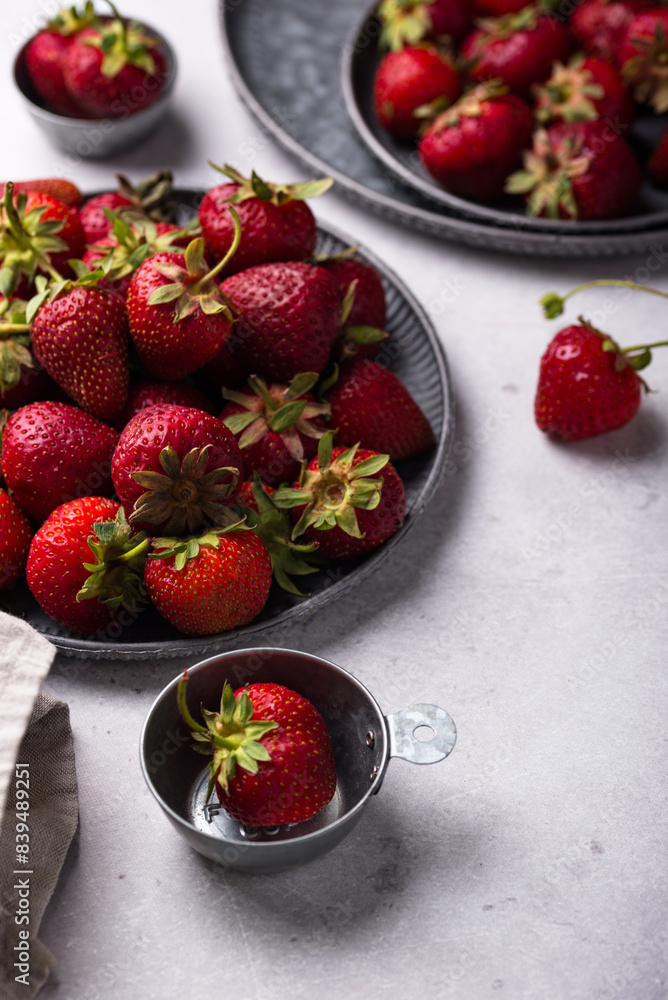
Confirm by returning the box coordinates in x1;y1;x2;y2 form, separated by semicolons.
22;1;169;120
0;166;436;639
372;0;668;220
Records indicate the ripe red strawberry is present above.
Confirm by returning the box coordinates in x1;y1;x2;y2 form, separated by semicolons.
80;192;133;242
378;0;474;49
114;378;214;430
325;359;435;460
220;373;330;486
373;45;462;140
178;676;337;826
220;261;342;382
319;254;386;330
460;6;573;98
29;283;129;421
571;0;654;63
618;9;668;112
506;121;642;220
533;56;635;129
62;16;169;119
273;433;406;559
1;401;118;522
145;524;272;635
534;323;646;440
79;171;178;243
23;4;97;117
199;165;331;276
418;82;533;200
0;179;82;207
126;236;236;380
26;498;149;635
111;403;244;535
0;489;32;589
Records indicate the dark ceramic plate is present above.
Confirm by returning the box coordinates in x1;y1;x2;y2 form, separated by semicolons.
342;5;668;237
219;0;668;257
3;190;453;661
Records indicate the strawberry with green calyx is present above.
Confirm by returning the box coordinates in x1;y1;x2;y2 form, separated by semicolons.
236;474;323;596
377;0;474;51
111;403;244;535
372;44;463;140
220;372;330;487
0;489;32;590
62;2;169;119
27;268;130;422
80;171;178;242
618;10;668;113
316;248;387;330
532;56;635;128
23;2;98;117
273;432;406;559
533;319;663;441
177;675;337;826
199;164;332;276
144;522;272;635
26;497;148;635
505;121;642;221
0;180;83;208
126;210;241;380
1;400;119;522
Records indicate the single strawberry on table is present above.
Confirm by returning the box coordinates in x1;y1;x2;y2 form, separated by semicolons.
1;400;119;522
177;675;337;826
144;521;272;636
0;489;32;590
111;403;244;535
372;44;462;140
199;164;332;276
26;497;149;635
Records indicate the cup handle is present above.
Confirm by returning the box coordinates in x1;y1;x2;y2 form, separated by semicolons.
386;704;457;764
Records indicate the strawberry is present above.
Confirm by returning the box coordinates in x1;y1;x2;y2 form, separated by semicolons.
0;489;32;590
0;179;82;208
220;261;342;382
617;9;668;112
570;0;654;63
26;498;149;635
111;403;244;535
418;82;533;200
199;165;331;276
220;372;330;487
372;45;462;140
325;359;435;460
506;121;642;220
23;3;97;117
126;233;238;380
62;12;169;119
534;323;649;441
318;253;386;330
177;676;337;826
145;523;272;635
29;281;129;421
273;433;406;559
377;0;474;50
79;171;178;242
532;56;635;129
460;6;573;98
0;295;65;408
114;378;215;431
1;401;118;522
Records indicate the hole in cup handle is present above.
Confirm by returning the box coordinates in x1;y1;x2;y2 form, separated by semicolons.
386;705;457;764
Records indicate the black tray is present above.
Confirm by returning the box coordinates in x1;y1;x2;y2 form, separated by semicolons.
219;0;668;257
3;192;453;660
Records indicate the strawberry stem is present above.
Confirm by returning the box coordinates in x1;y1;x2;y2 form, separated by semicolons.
541;280;668;319
177;671;208;734
0;323;31;336
191;206;241;289
621;339;668;353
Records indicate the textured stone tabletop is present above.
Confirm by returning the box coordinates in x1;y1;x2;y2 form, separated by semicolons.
1;2;667;997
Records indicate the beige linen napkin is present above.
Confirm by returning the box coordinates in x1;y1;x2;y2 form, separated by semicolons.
0;613;78;999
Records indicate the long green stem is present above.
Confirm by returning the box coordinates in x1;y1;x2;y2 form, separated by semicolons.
195;206;241;286
562;279;668;304
177;672;208;734
0;324;31;336
622;339;668;354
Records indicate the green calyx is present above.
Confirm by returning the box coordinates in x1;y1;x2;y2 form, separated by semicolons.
49;1;97;36
76;508;150;609
0;183;68;297
273;431;389;541
238;473;324;596
177;674;278;802
433;80;508;131
82;1;162;78
149;518;251;569
25;264;110;324
621;21;668;113
475;4;541;41
115;171;178;223
533;58;604;125
147;210;241;322
130;444;242;535
377;0;434;51
505;128;590;219
0;297;32;394
209;163;333;205
222;372;330;457
87;209;199;285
